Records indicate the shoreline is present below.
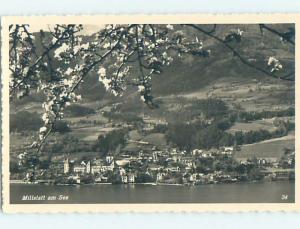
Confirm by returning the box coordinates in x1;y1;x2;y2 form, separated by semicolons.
10;179;294;186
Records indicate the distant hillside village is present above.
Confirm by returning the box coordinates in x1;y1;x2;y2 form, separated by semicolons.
13;145;295;186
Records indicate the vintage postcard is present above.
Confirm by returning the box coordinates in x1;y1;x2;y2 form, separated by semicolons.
1;14;299;213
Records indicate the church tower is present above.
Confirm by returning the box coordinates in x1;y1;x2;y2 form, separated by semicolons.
86;161;91;174
64;158;70;174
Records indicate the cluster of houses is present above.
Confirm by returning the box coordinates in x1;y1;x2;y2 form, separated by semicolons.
15;143;294;185
62;146;239;184
63;156;136;184
141;115;168;131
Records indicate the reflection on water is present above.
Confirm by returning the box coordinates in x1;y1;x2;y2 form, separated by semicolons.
10;181;295;204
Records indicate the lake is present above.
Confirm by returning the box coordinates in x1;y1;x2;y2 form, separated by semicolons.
10;181;295;204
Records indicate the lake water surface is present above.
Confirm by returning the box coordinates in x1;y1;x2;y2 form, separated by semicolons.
10;181;295;204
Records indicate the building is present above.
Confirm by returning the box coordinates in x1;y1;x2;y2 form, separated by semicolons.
128;173;135;183
190;174;196;182
220;147;234;155
73;165;86;174
101;161;115;172
116;159;130;167
91;165;102;174
64;158;70;174
165;166;180;173
106;155;114;164
149;165;163;172
101;176;109;182
224;147;234;152
156;172;166;182
68;175;81;184
94;177;102;183
272;169;294;180
152;152;158;162
121;175;128;183
119;167;126;176
192;149;203;156
86;161;91;174
189;173;204;182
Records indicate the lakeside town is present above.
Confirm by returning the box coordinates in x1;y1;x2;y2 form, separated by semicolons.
10;99;295;186
10;98;295;186
10;100;296;186
12;143;295;186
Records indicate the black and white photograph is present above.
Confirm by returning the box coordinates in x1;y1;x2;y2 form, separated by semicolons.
1;15;298;212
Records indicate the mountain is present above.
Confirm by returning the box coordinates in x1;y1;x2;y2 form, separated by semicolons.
11;24;295;114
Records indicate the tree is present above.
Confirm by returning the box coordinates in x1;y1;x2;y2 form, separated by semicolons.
65;104;95;117
166;122;196;150
93;130;126;156
9;24;295;155
52;120;70;133
136;172;154;183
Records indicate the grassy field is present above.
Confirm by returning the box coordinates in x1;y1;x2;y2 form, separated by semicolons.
234;133;295;161
10;133;35;153
159;76;294;113
51;151;101;162
128;130;142;141
142;133;167;147
123;132;167;152
66;113;108;124
227;119;277;134
70;126;121;141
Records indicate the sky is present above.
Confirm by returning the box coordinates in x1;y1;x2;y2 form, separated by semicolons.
28;24;105;35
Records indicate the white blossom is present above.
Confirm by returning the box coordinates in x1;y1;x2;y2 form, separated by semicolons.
52;37;58;44
20;32;28;40
65;68;73;75
29;141;38;148
237;28;243;36
138;85;145;92
42;113;48;121
54;43;70;59
39;127;47;133
81;43;89;50
162;52;168;59
140;95;146;102
268;56;283;72
98;67;106;78
63;79;73;87
73;45;81;54
103;42;111;49
166;24;174;30
99;77;111;90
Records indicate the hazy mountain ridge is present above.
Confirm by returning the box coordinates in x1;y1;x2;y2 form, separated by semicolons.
11;24;295;114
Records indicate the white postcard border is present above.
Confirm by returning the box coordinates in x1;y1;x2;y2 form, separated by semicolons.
1;14;300;213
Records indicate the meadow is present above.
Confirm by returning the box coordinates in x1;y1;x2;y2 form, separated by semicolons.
234;132;295;161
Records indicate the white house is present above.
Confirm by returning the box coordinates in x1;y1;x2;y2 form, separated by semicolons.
128;173;135;183
119;167;126;176
73;165;86;174
101;162;115;172
116;159;130;167
106;155;114;164
91;165;102;174
156;172;166;182
63;158;70;174
121;175;128;183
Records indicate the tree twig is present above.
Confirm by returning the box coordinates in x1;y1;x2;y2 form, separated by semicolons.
186;24;294;82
